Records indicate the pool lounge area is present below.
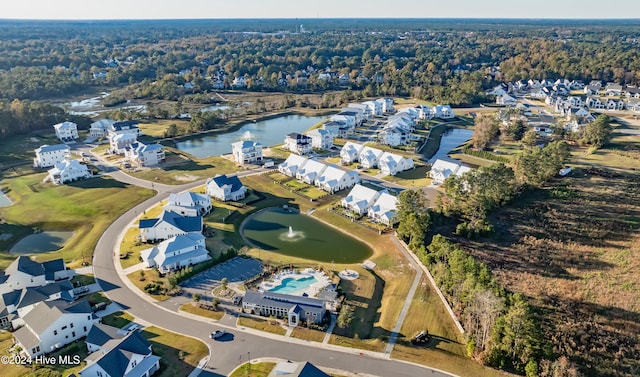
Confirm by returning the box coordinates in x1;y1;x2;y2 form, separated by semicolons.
259;268;331;297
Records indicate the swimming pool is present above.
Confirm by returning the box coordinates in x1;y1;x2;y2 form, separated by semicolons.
268;276;318;295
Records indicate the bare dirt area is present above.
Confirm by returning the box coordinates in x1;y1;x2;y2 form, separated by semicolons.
454;169;640;376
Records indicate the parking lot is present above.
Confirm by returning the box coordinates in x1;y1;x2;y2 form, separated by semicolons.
181;257;263;294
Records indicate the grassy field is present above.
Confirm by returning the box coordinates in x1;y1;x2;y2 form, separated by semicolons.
141;326;209;377
138;119;191;138
290;326;326;342
179;303;225;320
0;173;154;269
237;316;287;335
127;269;171;301
382;165;432;187
101;310;135;328
128;151;239;185
229;362;276;377
0;131;60;167
455;169;640;376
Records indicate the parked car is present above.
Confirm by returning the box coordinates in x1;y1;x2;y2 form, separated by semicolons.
210;330;227;340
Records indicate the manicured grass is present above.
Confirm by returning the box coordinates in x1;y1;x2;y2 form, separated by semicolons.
85;292;112;306
101;310;135;328
128;152;238;185
0;174;155;269
179;303;225;320
290;326;326;342
229;362;276;377
71;274;96;286
329;334;384;352
237;316;287;335
141;326;209;377
0;131;59;166
382;165;432;188
127;269;171;301
120;227;148;269
448;152;496;168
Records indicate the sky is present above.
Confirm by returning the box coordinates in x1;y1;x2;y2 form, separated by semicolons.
2;0;640;20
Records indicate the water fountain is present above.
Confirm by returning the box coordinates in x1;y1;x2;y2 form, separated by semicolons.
288;226;295;238
241;130;253;140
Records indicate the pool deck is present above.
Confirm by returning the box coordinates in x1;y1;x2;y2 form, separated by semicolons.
259;268;331;297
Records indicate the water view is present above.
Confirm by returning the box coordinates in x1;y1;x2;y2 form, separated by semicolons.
428;127;474;163
10;231;74;254
174;114;326;158
242;207;372;263
0;190;12;207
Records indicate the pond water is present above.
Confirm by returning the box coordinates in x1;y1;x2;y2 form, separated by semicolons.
428;128;474;163
9;231;74;254
242;207;372;264
174;114;326;158
0;191;12;207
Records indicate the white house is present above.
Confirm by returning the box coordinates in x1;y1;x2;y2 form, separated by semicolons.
378;127;406;147
368;192;399;225
321;121;345;138
305;128;334;150
378;152;414;176
605;98;625;110
496;94;517;106
140;233;210;273
358;146;384;169
165;192;212;217
341;184;383;215
206;174;247;202
0;257;70;295
315;165;360;193
340;142;364;164
80;328;161;377
232;76;248;88
433;105;455;119
109;132;137;154
345;104;368;123
33;144;70;168
296;159;327;184
377;98;394;113
278;154;309;177
585;96;604;109
53;122;79;142
330;114;356;131
604;83;623;96
89;119;116;138
138;210;202;242
362;100;382;116
242;290;327;327
13;299;96;358
107;120;141;137
429;159;470;184
85;323;125;353
125;142;165;167
283;133;313;155
626;98;640;113
47;159;91;185
231;140;263;165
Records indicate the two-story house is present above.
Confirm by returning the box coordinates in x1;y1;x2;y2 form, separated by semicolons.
138;210;203;242
283;133;313;155
53;122;79;142
231;140;263;165
164;192;212;217
140;233;210;273
125;143;165;167
305;129;334;150
206;174;247;202
47;159;91;185
33;144;71;168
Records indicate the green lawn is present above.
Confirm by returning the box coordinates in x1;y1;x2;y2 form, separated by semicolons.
0;131;60;166
138;119;191;138
290;326;326;342
179;303;225;320
101;311;134;328
128;152;239;185
0;174;154;269
141;326;209;377
238;316;287;335
229;362;277;377
382;165;432;188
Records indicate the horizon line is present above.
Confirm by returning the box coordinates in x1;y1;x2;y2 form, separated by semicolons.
2;17;640;21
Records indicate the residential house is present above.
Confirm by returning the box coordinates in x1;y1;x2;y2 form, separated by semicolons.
232;76;248;88
53;122;79;142
107;120;141;137
330;114;356;132
433;105;455;119
570;80;585;90
583;85;601;95
140;233;210;273
231;140;263;165
533;124;553;137
80;329;161;377
605;98;625;110
496;94;517;106
315;165;360;193
566;96;584;107
165;192;212;217
278;154;309;177
378;127;406;147
585;96;604;109
321;121;345;138
109;132;137;154
604;83;623;96
13;299;96;358
338;110;362;126
138;210;203;242
340;142;364;164
267;361;330;377
626;98;640;113
33;144;70;168
429;159;471;184
527;79;542;89
47;159;91;185
283;133;313;155
362;100;383;117
338;73;350;85
486;85;508;96
341;184;383;215
0;257;70;295
296;159;327;184
566;107;590;121
1;280;75;329
206;174;247;202
89;119;116;138
623;87;640;99
346;104;368;122
242;290;327;327
85;323;125;353
305;129;334;150
125;142;165;167
377;98;394;113
378;152;414;176
358;146;384;169
368;192;399;225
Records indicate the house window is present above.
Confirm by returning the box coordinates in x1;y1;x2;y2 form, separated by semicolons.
97;372;103;377
87;315;91;320
72;331;76;337
61;326;67;330
70;323;73;328
54;330;57;336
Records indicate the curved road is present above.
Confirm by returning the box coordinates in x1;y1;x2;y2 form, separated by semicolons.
90;157;454;377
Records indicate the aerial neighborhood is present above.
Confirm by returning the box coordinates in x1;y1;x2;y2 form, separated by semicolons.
0;16;639;377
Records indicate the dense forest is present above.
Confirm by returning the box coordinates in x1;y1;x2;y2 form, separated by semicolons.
0;19;639;107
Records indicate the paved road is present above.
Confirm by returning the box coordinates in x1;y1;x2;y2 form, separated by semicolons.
89;149;455;377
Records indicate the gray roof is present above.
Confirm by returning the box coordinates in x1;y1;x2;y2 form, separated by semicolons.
13;325;40;350
268;361;330;377
22;299;92;334
4;256;66;279
244;290;325;313
139;210;202;233
36;144;70;153
89;331;153;377
86;323;125;347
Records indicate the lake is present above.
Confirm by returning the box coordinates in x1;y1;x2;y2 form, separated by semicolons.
174;114;326;158
428;128;474;163
10;231;74;254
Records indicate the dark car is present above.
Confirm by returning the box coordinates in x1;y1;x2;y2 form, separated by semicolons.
210;330;226;339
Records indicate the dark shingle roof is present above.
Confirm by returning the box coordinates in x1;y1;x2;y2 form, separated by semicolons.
93;331;152;377
139;211;202;233
209;174;244;193
86;323;125;347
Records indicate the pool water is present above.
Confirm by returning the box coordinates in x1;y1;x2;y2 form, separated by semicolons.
269;276;318;294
